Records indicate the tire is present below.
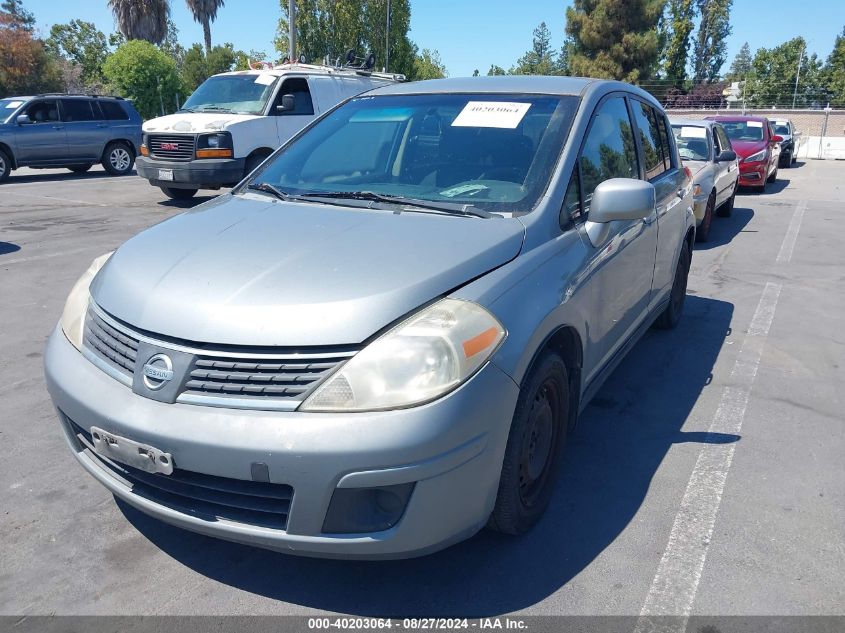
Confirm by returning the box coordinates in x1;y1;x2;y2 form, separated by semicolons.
160;186;198;200
489;352;569;535
0;148;11;183
696;191;715;243
767;166;778;183
68;164;93;173
655;239;691;330
716;185;736;217
101;142;134;176
244;152;270;179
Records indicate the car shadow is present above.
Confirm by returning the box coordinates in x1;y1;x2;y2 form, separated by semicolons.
0;241;22;256
695;206;753;251
119;294;735;617
7;168;137;184
156;194;220;209
764;178;790;194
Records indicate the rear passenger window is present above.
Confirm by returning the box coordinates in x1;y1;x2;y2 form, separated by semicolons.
579;96;638;215
61;99;95;122
632;101;665;180
99;100;129;120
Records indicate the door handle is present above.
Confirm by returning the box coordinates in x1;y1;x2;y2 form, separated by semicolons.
677;189;685;198
52;125;64;130
96;123;108;128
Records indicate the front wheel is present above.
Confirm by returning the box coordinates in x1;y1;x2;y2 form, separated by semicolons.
767;166;778;183
0;148;11;183
655;240;691;330
160;186;198;200
717;185;736;217
489;352;569;535
696;192;715;243
102;142;134;175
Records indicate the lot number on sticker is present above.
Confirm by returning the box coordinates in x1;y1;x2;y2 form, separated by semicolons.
680;126;707;138
452;101;531;129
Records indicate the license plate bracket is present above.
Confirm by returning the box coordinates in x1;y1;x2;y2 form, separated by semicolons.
158;168;174;181
90;427;174;475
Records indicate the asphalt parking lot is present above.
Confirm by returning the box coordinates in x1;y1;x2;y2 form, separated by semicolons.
1;162;843;619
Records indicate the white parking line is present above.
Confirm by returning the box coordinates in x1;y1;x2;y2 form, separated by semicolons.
1;247;100;266
1;190;110;208
635;281;782;633
776;200;807;263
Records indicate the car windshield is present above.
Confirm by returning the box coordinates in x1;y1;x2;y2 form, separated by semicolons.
773;124;790;135
671;125;710;161
0;98;27;122
245;93;579;214
721;121;765;142
181;74;278;115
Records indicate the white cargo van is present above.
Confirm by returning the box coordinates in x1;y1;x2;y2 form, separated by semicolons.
136;63;404;199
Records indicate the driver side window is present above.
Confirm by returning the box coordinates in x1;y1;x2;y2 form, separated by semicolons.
274;78;314;115
25;100;59;124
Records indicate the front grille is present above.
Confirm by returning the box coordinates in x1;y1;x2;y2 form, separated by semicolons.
83;307;138;379
82;303;357;410
148;134;195;161
184;356;347;400
64;414;293;530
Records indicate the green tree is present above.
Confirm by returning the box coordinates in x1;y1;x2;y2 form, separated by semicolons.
661;0;695;87
512;22;562;75
181;42;237;91
159;18;186;69
1;1;63;95
487;64;506;76
412;48;446;80
363;0;416;76
103;39;181;118
746;37;826;108
233;48;271;70
108;0;170;45
693;0;732;81
185;0;225;53
565;0;664;82
45;20;110;88
0;0;34;31
726;41;752;81
823;27;845;106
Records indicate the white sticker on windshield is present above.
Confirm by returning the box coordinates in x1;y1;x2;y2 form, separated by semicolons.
254;73;276;86
680;126;707;138
451;101;531;129
747;120;763;127
5;101;23;108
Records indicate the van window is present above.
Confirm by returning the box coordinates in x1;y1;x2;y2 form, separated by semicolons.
182;74;277;115
275;78;314;115
61;99;96;122
632;101;665;180
579;96;639;215
99;100;129;121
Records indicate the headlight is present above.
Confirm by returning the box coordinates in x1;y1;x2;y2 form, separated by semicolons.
744;149;767;163
60;252;113;350
301;299;506;412
693;184;702;197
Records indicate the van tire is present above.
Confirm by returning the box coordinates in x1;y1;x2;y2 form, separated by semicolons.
0;148;11;182
160;186;198;200
489;351;569;535
102;142;134;176
655;240;691;330
244;151;271;178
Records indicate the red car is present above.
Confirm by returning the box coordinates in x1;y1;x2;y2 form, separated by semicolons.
705;115;782;192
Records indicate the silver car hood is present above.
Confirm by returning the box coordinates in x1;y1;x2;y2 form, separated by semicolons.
91;194;525;346
685;160;708;177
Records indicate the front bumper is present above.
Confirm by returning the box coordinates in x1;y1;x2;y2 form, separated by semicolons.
44;327;520;559
136;156;246;190
738;160;767;187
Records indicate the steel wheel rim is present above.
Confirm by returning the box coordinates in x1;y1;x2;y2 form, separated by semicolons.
518;379;559;508
110;148;130;171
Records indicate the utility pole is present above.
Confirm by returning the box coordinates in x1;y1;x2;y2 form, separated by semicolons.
288;0;296;62
792;42;805;109
385;0;391;71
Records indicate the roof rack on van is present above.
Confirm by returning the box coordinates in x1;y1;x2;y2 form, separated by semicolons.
35;93;125;100
251;49;405;83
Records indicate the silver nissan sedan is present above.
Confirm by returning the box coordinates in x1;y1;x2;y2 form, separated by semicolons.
44;77;695;559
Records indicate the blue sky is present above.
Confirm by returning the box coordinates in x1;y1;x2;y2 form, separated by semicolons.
25;0;845;78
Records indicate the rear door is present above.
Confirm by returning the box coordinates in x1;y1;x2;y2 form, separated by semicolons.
60;98;104;162
712;124;737;205
575;94;659;382
14;99;68;164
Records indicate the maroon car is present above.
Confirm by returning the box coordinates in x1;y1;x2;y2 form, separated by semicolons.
705;115;782;192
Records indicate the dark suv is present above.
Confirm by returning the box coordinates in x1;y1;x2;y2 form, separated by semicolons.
0;94;142;182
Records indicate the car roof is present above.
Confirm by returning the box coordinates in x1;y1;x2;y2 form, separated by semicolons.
706;114;769;123
367;75;603;97
669;117;716;128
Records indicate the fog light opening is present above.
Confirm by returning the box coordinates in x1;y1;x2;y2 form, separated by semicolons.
322;482;415;534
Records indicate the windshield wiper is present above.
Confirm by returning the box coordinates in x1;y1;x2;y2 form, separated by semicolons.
298;191;493;218
177;107;196;113
246;182;295;201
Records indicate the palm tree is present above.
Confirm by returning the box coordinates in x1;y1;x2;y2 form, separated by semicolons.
108;0;170;45
185;0;225;53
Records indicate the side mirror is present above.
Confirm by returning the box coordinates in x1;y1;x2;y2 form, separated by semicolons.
276;94;295;113
16;114;31;125
585;178;656;247
716;149;737;162
771;134;783;143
